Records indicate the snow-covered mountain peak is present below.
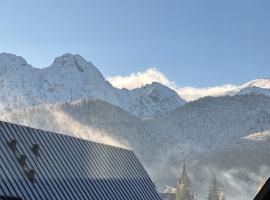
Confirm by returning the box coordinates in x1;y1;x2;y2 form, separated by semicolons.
46;53;106;86
235;79;270;96
242;78;270;89
0;52;185;117
0;53;29;68
129;82;186;117
143;81;168;89
139;82;186;103
50;53;97;73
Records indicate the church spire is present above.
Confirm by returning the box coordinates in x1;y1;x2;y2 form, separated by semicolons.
176;159;194;200
182;159;187;177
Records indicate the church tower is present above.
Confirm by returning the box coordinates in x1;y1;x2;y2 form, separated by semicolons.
176;160;194;200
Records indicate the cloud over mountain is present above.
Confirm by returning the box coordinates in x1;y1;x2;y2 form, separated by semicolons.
107;68;270;101
177;85;238;101
107;68;238;101
107;68;177;90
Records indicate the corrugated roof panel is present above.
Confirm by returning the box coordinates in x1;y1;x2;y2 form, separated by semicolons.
3;123;52;200
6;123;61;200
0;121;161;200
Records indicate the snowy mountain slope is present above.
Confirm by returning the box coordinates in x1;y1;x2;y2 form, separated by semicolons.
215;79;270;97
0;53;185;117
2;94;270;194
129;82;185;117
228;79;270;96
1;99;156;162
236;86;270;96
240;78;270;89
145;94;270;152
2;99;140;148
0;53;41;111
176;78;270;101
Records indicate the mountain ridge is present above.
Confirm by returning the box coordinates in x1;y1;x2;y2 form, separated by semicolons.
0;52;186;117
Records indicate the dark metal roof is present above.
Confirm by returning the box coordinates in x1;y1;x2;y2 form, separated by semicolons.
0;196;22;200
254;178;270;200
0;121;161;200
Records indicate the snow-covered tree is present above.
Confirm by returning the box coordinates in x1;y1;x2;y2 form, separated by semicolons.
207;175;225;200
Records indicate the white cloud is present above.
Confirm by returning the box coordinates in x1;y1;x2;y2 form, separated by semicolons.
177;85;238;101
107;68;240;101
107;68;176;90
243;130;270;141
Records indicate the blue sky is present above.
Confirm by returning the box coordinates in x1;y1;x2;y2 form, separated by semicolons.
0;0;269;87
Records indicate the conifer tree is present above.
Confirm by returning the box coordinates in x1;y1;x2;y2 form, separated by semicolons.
207;175;225;200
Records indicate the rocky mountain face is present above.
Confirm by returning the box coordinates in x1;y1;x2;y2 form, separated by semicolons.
0;53;185;117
